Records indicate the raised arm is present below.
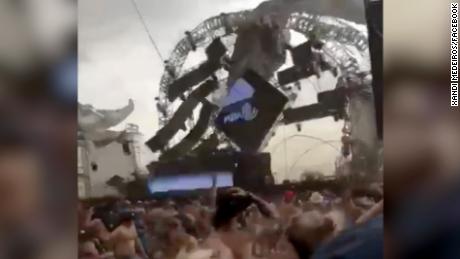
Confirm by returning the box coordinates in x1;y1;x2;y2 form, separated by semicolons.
249;193;280;219
356;200;383;225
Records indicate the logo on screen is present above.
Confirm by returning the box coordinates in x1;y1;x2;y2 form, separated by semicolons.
223;102;258;124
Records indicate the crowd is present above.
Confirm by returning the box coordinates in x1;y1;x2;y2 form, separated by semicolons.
78;185;383;259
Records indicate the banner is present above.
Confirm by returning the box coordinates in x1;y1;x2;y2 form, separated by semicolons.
215;70;288;151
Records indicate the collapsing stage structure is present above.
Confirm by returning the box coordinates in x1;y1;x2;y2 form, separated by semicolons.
147;0;382;186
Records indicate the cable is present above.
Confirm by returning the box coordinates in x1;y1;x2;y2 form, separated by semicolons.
287;140;341;176
268;134;340;154
268;133;340;180
131;0;169;131
283;126;288;180
131;0;165;63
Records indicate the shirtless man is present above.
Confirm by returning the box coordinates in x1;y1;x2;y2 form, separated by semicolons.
286;210;336;258
277;191;302;226
204;188;282;259
105;213;147;259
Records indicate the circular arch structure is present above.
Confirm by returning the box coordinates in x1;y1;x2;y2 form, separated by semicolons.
157;10;370;128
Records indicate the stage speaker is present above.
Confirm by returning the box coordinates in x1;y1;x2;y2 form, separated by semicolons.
159;101;218;161
234;152;272;191
191;133;219;155
206;38;227;62
167;62;220;101
283;103;330;124
147;80;218;152
317;87;347;110
291;41;315;68
167;38;226;101
277;66;316;86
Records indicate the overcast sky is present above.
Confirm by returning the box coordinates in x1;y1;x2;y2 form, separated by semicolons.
79;0;367;182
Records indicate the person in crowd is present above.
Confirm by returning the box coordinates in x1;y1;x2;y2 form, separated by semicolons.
86;210;148;259
204;187;286;259
78;182;383;259
0;126;53;259
286;210;335;259
79;227;115;259
278;190;301;226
